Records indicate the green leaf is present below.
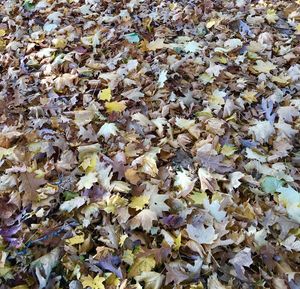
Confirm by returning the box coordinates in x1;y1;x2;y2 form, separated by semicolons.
260;176;284;194
63;191;79;201
124;33;140;43
23;0;35;11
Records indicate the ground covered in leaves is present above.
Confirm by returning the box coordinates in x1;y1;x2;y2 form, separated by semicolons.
0;0;300;288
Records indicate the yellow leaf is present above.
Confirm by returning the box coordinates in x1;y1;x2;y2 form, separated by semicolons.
129;195;150;210
174;232;181;251
252;60;277;74
129;256;156;278
241;90;258;103
80;153;98;173
105;101;127;113
77;172;98;190
52;38;67;49
190;191;208;205
81;275;105;289
12;286;30;289
0;29;6;37
66;234;85;245
221;144;237;157
266;9;278;24
206;19;216;29
98;88;112;101
146;38;168;51
271;74;291;86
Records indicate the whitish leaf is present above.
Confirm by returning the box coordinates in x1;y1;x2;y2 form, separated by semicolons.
174;170;196;197
252;60;277;74
186;224;218;244
98;123;118;140
135;272;165;289
203;199;227;222
59;196;88;212
158;70;168;88
130;209;157;232
249;120;275;143
31;248;60;289
77;172;98;190
229;247;253;280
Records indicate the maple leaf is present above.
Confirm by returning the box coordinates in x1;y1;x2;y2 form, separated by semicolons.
203;199;227;222
133;149;160;177
229;247;253;280
249;120;275;143
198;168;217;192
20;172;47;205
196;152;233;174
146;38;169;51
98;87;112;101
158;70;168;88
165;261;190;285
135;272;165;289
59;196;88;212
31;248;60;289
207;273;227;289
97;123;119;140
129;195;150;210
77;172;98;190
174;170;196;197
130;209;157;232
186;224;218;244
81;275;105;289
148;192;169;217
66;234;85;245
129;256;156;278
252;60;277;74
105;101;127;113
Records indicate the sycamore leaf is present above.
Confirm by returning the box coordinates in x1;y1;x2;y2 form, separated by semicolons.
105;101;127;113
98;87;112;101
77;172;98;190
81;275;105;289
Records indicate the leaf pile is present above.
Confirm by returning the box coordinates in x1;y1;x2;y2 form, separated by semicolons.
0;0;300;288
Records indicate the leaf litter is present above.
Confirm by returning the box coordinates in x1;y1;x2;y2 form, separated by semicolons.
0;0;300;288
